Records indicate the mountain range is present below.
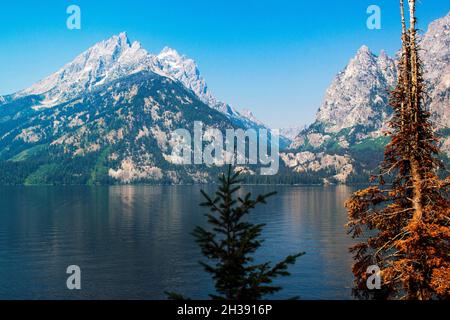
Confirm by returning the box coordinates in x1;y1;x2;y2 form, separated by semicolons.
0;12;448;185
0;31;285;184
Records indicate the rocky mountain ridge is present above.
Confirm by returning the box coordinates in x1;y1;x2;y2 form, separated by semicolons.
282;12;449;183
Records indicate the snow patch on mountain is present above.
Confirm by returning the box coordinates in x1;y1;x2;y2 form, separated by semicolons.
156;47;217;108
154;46;250;127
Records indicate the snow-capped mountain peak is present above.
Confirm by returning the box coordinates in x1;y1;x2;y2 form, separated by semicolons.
156;46;216;105
11;32;270;132
98;31;131;52
285;12;449;183
158;46;184;61
155;46;264;129
356;45;371;55
17;32;159;108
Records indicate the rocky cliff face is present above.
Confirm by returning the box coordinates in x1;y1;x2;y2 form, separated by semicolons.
283;12;450;183
16;33;160;107
316;46;397;135
422;12;450;130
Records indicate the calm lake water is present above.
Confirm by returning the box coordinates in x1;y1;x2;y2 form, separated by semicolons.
0;185;359;300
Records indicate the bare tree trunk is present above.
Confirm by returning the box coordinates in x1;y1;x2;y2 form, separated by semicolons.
408;0;419;124
407;0;424;222
400;0;408;128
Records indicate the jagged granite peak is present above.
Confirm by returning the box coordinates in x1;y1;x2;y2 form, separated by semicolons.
284;12;449;183
421;12;450;129
315;45;397;134
16;32;160;108
9;32;269;133
155;46;252;128
303;12;449;145
156;46;218;108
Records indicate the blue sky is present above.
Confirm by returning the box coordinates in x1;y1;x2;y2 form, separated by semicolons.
0;1;448;128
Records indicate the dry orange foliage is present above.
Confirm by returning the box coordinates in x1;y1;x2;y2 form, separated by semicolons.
346;0;449;300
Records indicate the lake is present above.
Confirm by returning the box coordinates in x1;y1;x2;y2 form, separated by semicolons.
0;185;359;300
